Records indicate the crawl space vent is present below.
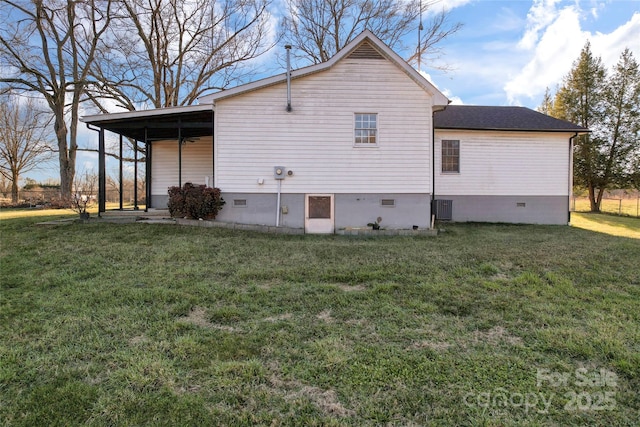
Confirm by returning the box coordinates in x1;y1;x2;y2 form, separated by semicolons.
348;42;384;60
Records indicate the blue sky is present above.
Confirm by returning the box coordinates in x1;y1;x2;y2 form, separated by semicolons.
23;0;640;183
423;0;640;107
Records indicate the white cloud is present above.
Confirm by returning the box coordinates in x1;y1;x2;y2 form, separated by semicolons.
505;6;584;103
442;88;464;105
505;5;640;106
427;0;474;14
591;12;640;68
518;0;563;50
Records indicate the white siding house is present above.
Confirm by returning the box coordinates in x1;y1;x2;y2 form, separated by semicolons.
432;106;582;224
81;31;588;231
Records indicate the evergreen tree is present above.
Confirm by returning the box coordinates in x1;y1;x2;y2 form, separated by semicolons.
549;42;640;212
599;49;640;198
537;87;554;115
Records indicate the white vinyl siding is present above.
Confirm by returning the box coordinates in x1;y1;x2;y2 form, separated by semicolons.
214;58;434;194
434;130;570;196
151;137;213;196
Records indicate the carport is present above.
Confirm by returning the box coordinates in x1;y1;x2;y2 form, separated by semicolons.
81;105;214;215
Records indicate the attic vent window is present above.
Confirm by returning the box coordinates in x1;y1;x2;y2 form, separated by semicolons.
348;42;384;60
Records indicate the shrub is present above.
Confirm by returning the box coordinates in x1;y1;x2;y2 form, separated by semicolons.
167;183;225;220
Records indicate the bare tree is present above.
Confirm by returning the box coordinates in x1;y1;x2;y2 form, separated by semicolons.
0;0;113;199
0;94;53;203
281;0;461;66
88;0;275;111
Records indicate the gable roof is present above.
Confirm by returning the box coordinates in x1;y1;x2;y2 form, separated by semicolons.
434;105;589;133
198;30;449;106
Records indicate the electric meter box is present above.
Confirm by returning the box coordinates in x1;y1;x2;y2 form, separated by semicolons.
273;166;286;180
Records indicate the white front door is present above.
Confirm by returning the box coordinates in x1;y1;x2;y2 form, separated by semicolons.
305;194;334;234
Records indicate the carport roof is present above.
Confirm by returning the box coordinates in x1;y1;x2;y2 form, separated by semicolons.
81;104;214;141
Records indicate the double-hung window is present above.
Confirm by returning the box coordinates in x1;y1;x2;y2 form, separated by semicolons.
442;140;460;173
354;113;377;145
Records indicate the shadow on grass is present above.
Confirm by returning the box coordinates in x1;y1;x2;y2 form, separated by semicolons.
571;212;640;239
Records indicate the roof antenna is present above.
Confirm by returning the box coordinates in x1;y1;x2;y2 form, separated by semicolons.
285;44;292;112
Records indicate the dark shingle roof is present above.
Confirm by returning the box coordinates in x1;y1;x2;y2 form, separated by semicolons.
434;105;589;132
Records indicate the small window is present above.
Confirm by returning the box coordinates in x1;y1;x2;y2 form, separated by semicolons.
233;199;247;207
354;113;377;145
517;202;526;208
442;140;460;173
380;199;395;207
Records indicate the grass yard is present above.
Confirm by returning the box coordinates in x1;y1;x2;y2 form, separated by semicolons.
1;212;639;426
571;212;640;239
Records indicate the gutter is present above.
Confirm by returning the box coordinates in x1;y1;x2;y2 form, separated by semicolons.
434;126;589;133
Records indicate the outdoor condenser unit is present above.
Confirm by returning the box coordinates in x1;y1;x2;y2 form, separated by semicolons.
432;199;453;221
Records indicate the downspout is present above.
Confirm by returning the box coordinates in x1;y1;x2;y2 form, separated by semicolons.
431;105;448;224
432;113;436;205
568;132;578;224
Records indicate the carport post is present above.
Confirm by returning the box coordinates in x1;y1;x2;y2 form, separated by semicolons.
145;129;151;212
134;137;139;210
119;134;123;210
178;120;182;188
98;127;106;215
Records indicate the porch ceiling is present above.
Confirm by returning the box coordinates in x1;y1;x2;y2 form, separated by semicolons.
85;109;214;142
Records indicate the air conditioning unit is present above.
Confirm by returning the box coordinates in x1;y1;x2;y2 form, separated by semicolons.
432;199;453;221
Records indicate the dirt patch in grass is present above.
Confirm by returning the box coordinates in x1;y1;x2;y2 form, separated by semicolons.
407;340;453;351
263;313;293;322
267;364;354;417
490;272;510;281
336;283;366;292
471;326;522;346
291;386;354;417
178;306;241;332
316;309;334;323
129;335;148;346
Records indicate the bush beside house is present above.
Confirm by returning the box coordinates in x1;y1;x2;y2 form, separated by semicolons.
168;183;225;220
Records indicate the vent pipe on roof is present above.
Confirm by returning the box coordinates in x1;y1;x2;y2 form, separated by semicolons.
285;44;292;112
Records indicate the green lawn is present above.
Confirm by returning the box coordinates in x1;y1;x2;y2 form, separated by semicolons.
1;213;639;426
571;212;640;239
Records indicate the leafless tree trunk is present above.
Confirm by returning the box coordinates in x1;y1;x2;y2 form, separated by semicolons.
88;0;275;111
281;0;461;67
0;0;113;199
0;94;54;203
